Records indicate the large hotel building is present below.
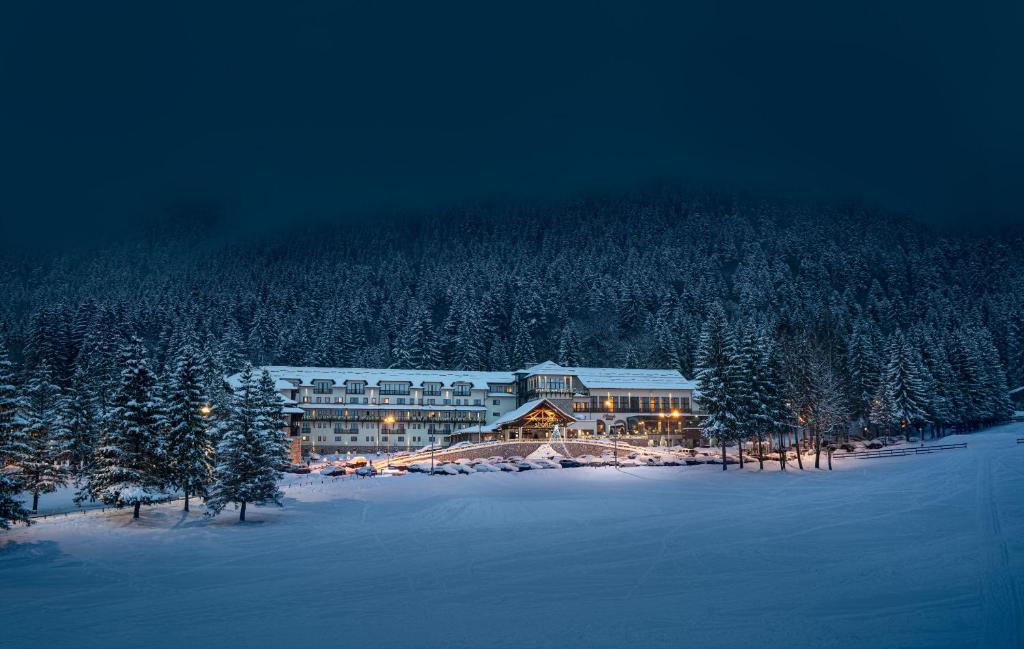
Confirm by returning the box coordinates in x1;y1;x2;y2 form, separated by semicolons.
234;361;703;458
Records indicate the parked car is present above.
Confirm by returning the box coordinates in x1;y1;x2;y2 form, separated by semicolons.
355;466;377;477
321;466;347;477
494;462;518;472
533;459;561;469
346;456;370;468
284;464;311;474
433;464;460;476
558;458;583;468
473;462;500;472
406;463;432;473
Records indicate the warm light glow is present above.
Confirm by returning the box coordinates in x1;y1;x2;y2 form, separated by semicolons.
671;410;680;418
199;405;212;416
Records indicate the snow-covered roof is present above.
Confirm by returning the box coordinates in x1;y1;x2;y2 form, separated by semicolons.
516;361;696;391
520;361;565;374
487;398;577;429
227;363;696;394
228;366;516;391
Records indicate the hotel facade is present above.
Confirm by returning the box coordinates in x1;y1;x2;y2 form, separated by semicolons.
234;361;703;458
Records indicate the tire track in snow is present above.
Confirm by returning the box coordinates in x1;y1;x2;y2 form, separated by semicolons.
976;456;1022;648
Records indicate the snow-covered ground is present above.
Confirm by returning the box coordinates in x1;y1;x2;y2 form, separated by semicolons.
2;425;1023;649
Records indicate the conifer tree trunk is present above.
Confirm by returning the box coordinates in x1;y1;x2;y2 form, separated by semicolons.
814;429;821;469
757;436;764;470
738;439;744;469
795;432;804;470
827;447;833;470
778;431;786;471
721;439;727;471
239;501;246;522
32;490;39;512
183;486;190;512
133;501;141;519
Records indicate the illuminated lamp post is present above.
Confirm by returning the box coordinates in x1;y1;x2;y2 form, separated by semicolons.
606;397;617;467
382;414;395;461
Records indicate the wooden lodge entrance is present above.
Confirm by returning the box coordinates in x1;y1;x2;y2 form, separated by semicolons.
498;399;577;441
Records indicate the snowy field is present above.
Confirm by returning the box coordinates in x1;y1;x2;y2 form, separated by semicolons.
3;426;1023;649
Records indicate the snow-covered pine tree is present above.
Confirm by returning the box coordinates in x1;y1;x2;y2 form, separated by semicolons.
246;308;274;365
256;368;291;470
755;331;790;470
76;337;164;518
61;362;100;476
731;323;760;469
509;308;536;370
454;304;486;370
846;319;881;427
556;322;583;367
912;327;955;437
973;327;1013;425
418;305;441;370
947;329;985;430
206;366;285;522
391;309;417;368
653;312;681;371
694;303;739;470
0;337;31;529
869;374;897;439
164;342;214;512
882;331;929;435
217;319;247;375
17;361;69;512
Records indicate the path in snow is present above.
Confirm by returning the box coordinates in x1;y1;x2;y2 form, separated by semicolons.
2;425;1023;649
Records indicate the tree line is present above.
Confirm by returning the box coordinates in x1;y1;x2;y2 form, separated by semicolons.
1;189;1021;519
0;335;289;530
694;303;1013;471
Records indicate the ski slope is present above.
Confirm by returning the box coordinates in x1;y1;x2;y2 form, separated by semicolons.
2;425;1022;649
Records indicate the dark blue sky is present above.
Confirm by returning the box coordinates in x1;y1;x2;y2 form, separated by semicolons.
2;1;1021;244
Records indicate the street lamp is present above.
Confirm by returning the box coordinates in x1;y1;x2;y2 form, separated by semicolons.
382;415;395;459
606;397;617;467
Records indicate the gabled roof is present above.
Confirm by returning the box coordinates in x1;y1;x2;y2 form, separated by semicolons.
519;361;566;374
488;398;576;429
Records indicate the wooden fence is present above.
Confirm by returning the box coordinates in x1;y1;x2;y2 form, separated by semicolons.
834;442;967;460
